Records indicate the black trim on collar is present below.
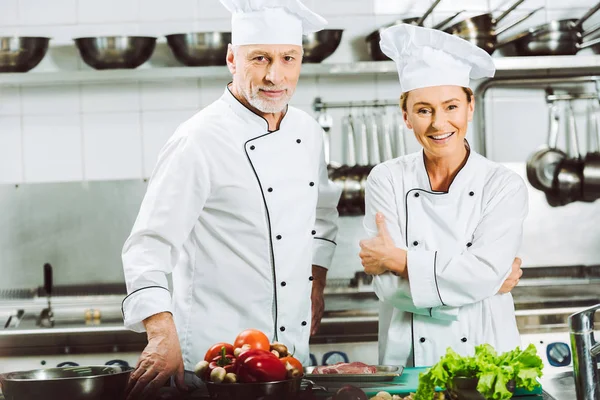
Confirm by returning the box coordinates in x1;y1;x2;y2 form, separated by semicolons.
121;286;170;318
421;141;471;194
314;237;337;246
244;132;279;342
226;84;289;133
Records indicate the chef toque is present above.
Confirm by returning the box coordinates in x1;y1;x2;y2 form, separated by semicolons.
379;23;495;93
219;0;327;46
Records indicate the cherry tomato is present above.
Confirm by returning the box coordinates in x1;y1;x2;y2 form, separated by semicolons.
204;342;234;362
280;356;304;375
234;329;270;351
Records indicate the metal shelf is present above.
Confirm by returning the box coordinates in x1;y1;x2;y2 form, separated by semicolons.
1;55;600;86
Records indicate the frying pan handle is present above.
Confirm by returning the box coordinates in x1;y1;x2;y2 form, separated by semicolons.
416;0;442;26
494;0;526;25
582;22;600;38
574;0;600;30
433;10;466;30
495;7;543;36
43;263;52;296
567;103;582;159
548;103;560;149
579;36;600;51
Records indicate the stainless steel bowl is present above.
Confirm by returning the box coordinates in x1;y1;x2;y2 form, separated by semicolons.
166;32;231;66
205;377;302;400
0;36;50;73
74;36;156;70
0;365;133;400
302;29;343;63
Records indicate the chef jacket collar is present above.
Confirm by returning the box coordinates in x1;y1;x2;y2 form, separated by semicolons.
415;140;477;200
221;84;291;133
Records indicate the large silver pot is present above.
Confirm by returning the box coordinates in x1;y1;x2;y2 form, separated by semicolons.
0;365;133;400
443;0;540;54
74;36;157;70
166;32;231;66
0;36;50;73
497;1;600;56
302;29;343;63
365;0;443;61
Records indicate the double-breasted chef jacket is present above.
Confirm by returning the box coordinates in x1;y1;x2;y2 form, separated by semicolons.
364;144;528;367
121;87;341;370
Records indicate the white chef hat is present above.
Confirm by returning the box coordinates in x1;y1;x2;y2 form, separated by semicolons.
380;24;495;93
219;0;327;46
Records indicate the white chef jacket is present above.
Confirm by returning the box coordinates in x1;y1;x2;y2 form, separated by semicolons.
121;87;341;370
364;145;528;367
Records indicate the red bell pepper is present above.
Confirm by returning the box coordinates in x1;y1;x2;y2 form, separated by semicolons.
236;349;287;383
207;347;237;378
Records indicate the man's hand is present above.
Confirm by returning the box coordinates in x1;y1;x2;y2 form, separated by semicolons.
126;312;187;400
359;213;407;277
498;257;523;294
310;265;327;336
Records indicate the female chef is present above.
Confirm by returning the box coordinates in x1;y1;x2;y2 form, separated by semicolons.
358;24;528;367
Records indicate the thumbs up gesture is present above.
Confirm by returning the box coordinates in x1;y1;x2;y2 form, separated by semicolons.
359;213;406;276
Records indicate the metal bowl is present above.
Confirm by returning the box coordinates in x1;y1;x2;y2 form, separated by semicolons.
166;32;231;66
205;377;302;400
0;365;133;400
302;29;343;63
0;36;50;73
73;36;156;70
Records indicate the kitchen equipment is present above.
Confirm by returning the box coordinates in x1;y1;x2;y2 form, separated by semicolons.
37;263;54;328
569;304;600;400
354;113;370;166
366;111;381;165
365;0;443;61
554;103;584;206
497;1;600;56
392;110;407;158
317;110;334;169
342;115;357;167
378;110;394;162
444;0;539;54
582;101;600;202
526;101;566;192
302;29;343;63
205;377;302;400
0;365;133;400
0;36;50;73
304;365;403;382
166;32;231;66
73;36;157;70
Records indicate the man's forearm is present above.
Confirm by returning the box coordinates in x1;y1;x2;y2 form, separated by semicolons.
312;265;327;289
143;312;176;338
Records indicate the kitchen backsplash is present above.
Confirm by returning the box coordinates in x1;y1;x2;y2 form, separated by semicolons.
1;0;600;185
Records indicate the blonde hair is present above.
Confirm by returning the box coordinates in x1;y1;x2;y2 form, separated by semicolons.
400;87;474;112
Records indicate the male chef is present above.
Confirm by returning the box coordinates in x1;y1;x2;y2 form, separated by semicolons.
121;0;341;398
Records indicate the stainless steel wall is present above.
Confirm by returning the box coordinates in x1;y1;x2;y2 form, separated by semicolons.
1;162;599;289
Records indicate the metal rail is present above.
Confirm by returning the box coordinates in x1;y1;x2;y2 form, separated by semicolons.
475;75;600;157
312;96;398;112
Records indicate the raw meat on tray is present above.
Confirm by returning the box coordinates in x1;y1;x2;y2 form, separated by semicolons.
311;362;378;374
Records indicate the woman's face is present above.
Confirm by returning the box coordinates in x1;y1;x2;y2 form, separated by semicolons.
403;85;474;159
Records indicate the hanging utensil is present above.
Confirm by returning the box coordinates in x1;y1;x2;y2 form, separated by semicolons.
582;94;600;202
392;110;407;158
354;110;370;167
526;101;566;192
365;0;443;61
378;109;394;162
367;108;381;165
317;110;333;166
342;113;357;166
433;10;466;31
37;263;54;328
555;103;584;206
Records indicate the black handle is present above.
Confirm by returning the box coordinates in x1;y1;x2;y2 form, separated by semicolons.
44;263;52;296
56;361;79;367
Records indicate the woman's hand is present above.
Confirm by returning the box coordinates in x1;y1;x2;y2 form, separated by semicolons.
359;213;407;277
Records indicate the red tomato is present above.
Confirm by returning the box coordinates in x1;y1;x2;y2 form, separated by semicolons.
204;342;234;362
280;356;304;375
234;329;270;351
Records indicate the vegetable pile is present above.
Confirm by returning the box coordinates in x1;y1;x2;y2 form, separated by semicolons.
194;328;304;384
415;344;544;400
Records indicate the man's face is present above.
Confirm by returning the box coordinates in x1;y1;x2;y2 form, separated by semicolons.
227;44;303;114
